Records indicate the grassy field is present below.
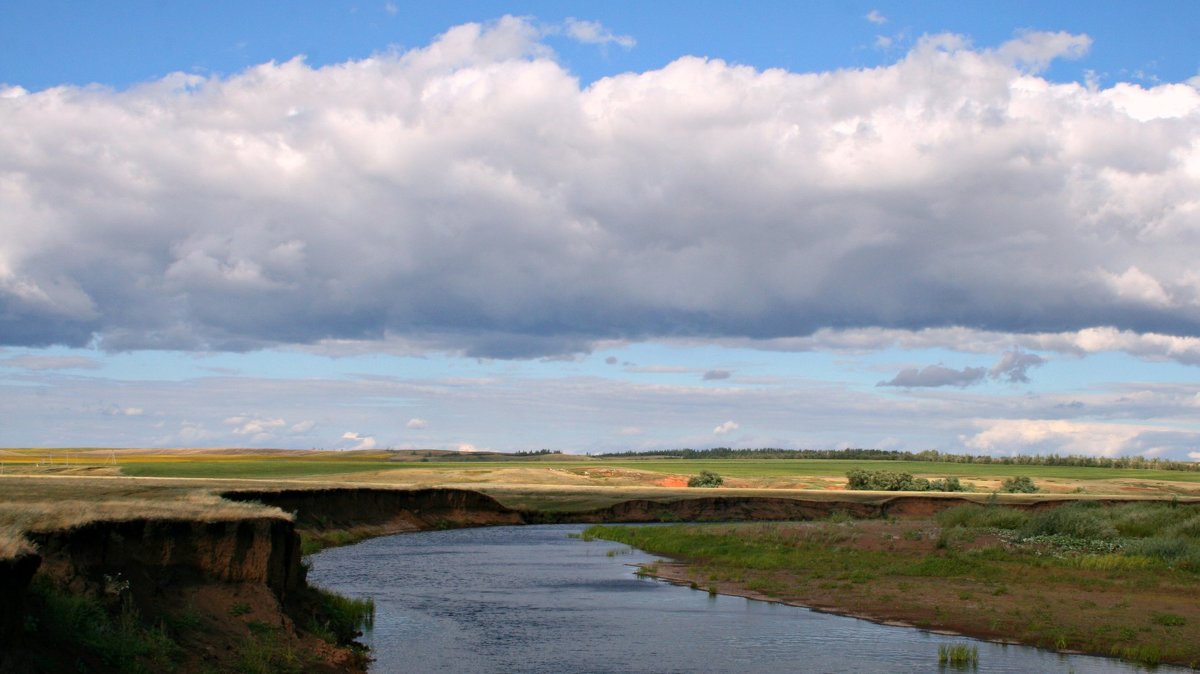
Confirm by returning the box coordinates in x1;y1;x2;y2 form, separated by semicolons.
588;500;1200;667
5;449;1200;496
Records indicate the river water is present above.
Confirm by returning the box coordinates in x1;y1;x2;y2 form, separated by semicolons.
307;524;1174;673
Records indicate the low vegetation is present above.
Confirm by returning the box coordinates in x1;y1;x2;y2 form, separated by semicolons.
938;642;978;667
687;470;724;488
587;500;1200;667
999;476;1038;493
845;469;969;492
22;577;182;673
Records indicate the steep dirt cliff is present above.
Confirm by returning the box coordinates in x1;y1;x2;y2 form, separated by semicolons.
8;516;365;674
223;487;525;544
28;517;304;605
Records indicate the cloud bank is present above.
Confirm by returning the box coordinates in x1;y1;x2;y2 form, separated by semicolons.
2;17;1199;359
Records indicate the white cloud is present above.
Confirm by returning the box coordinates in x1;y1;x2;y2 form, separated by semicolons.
561;18;635;48
1;19;1198;361
405;417;428;429
1103;267;1172;306
996;30;1091;72
713;420;739;435
341;431;377;450
619;426;642;436
226;415;286;437
964;419;1199;457
290;419;315;433
383;2;397;16
865;10;887;25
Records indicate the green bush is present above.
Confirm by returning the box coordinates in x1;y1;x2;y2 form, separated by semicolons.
1000;476;1038;493
846;469;968;492
688;470;724;488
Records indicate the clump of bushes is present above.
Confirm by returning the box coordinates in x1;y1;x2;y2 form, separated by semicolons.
845;469;969;492
1000;476;1038;493
688;470;724;488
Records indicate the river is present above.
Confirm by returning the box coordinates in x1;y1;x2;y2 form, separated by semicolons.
307;524;1175;673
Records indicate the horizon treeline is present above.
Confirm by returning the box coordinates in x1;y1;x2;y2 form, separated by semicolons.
593;447;1200;472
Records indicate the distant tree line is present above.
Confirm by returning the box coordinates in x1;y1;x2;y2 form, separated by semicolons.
512;449;564;456
596;447;1200;472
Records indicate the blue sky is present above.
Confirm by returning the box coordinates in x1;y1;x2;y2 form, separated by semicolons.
2;3;1199;456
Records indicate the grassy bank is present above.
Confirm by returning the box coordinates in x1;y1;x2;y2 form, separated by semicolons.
587;501;1200;667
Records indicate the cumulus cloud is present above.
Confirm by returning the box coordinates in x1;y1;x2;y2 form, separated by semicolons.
713;420;739;435
865;10;887;25
2;18;1199;359
341;431;377;450
965;419;1200;457
226;415;286;437
405;417;428;429
879;364;987;388
702;369;732;380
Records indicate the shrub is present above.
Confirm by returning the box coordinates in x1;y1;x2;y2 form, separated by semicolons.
1000;476;1038;493
846;469;968;492
688;470;724;488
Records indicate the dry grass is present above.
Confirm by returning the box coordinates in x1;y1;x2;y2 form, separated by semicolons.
0;476;290;547
0;524;34;559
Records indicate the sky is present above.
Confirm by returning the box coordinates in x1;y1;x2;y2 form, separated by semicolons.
2;2;1200;457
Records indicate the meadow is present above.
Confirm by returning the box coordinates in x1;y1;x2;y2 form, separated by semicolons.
588;500;1200;667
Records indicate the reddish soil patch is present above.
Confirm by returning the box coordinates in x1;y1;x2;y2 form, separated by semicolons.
655;477;689;488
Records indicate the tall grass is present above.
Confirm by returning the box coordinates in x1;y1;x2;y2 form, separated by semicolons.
304;586;375;645
938;642;978;667
938;501;1200;571
25;578;182;673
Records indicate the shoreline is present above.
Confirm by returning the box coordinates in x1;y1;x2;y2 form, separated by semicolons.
635;560;1038;647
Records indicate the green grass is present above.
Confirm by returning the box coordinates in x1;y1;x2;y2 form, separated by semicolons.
24;578;182;673
587;502;1200;668
938;643;979;667
119;460;405;479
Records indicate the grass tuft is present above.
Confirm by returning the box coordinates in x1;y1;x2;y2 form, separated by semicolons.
938;642;978;667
